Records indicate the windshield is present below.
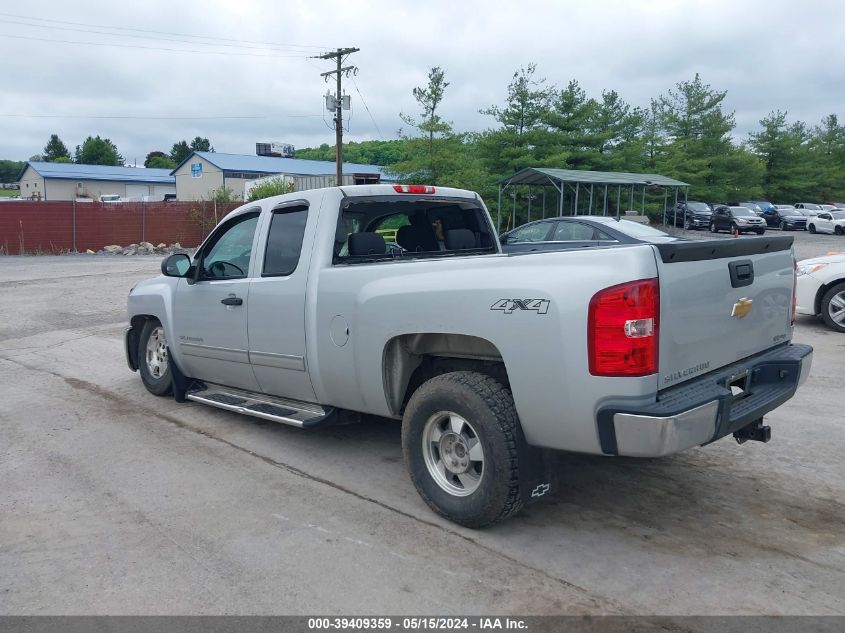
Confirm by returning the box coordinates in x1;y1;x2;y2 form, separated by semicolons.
687;202;710;212
802;203;821;210
731;207;757;217
832;212;845;220
616;220;671;237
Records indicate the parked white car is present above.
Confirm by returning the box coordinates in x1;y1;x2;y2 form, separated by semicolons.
806;211;845;235
796;252;845;332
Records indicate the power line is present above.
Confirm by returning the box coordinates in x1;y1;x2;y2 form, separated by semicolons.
0;113;322;120
0;12;328;50
0;17;324;54
351;76;385;140
0;32;308;57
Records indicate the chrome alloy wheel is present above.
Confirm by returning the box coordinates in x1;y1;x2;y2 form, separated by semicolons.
422;411;484;497
145;326;169;378
828;290;845;326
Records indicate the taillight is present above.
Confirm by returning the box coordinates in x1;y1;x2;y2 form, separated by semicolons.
393;184;436;194
588;278;659;377
791;257;797;326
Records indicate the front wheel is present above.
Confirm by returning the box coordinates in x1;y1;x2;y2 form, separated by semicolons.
780;221;788;231
402;371;523;528
808;224;817;234
138;319;173;396
835;226;844;236
821;283;845;332
710;222;718;233
756;228;766;235
683;217;691;230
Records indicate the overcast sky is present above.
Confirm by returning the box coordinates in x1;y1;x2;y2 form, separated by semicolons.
1;0;843;165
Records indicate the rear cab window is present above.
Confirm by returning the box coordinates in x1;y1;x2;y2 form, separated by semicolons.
333;195;496;264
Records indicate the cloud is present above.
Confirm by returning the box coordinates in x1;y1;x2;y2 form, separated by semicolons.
1;0;843;163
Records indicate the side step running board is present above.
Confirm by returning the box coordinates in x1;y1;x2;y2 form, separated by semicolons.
186;383;335;428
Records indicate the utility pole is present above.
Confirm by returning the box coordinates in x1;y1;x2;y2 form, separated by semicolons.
311;47;359;186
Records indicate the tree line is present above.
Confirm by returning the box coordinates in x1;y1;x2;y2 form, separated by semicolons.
4;66;842;218
300;66;845;222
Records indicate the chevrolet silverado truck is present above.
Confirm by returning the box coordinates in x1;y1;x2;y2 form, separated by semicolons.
125;184;813;527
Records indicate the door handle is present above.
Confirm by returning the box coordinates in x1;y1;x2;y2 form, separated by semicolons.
221;297;243;306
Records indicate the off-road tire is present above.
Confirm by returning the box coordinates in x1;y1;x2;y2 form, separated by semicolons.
138;319;173;396
401;371;523;528
820;282;845;333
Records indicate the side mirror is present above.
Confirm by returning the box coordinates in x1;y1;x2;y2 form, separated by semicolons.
162;253;192;277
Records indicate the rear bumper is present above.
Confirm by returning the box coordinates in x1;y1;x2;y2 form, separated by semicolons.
596;343;813;457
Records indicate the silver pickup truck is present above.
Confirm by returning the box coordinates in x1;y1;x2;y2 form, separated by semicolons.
125;184;812;527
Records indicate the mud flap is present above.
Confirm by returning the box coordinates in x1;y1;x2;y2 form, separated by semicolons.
518;443;554;506
167;346;190;403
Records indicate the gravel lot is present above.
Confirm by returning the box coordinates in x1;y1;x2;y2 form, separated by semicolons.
1;230;843;616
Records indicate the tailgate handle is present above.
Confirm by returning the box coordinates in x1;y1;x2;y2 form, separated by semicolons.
729;260;754;288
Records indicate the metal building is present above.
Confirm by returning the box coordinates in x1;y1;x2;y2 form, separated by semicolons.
171;151;388;201
16;162;175;201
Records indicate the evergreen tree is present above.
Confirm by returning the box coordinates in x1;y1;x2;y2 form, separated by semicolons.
43;134;71;162
395;67;456;184
170;140;191;164
747;111;814;201
189;136;214;152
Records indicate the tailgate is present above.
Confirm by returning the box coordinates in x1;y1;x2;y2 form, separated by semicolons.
653;236;794;390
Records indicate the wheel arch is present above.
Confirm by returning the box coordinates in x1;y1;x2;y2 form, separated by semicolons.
815;277;845;315
382;333;510;416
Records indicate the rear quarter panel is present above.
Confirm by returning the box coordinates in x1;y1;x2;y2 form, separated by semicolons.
310;242;660;454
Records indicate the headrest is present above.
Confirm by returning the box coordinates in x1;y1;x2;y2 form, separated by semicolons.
348;232;386;256
444;228;476;250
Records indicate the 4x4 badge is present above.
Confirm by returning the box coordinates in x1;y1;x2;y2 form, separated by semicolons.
491;299;550;315
731;298;753;319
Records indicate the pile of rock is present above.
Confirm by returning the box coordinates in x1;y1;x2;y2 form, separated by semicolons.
90;242;193;256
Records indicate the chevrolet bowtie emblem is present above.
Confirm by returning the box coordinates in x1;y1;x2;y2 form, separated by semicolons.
731;298;753;318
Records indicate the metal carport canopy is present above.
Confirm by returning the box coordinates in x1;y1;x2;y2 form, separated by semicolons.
499;167;688;187
495;167;690;232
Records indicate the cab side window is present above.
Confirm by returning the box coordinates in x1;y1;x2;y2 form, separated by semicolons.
263;205;309;276
199;212;260;280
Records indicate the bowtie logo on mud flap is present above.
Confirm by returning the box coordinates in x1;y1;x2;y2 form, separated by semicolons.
531;483;551;498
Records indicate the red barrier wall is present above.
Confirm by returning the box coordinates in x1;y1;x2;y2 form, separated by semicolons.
0;201;240;255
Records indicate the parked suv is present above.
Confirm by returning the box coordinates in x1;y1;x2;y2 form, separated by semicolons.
710;205;766;234
761;207;808;231
665;201;712;230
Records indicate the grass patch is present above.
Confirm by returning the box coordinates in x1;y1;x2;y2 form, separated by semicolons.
0;189;20;198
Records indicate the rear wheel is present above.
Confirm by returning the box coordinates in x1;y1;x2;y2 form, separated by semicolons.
402;371;523;528
821;283;845;332
138;319;172;396
808;224;817;234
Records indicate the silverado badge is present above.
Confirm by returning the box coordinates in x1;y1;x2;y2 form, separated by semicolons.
731;298;753;319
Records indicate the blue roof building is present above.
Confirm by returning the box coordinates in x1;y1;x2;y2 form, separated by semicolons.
171;151;389;201
17;161;176;201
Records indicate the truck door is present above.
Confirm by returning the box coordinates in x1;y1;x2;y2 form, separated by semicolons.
173;211;262;391
247;202;317;402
